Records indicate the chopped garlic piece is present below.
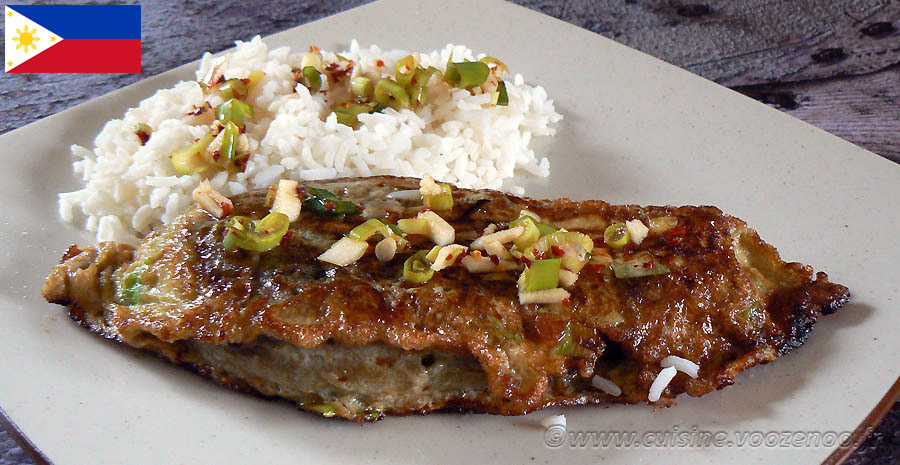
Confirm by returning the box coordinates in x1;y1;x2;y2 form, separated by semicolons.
625;219;650;245
482;223;499;235
271;179;301;222
419;210;455;245
484;241;514;260
470;226;524;250
518;288;570;304
192;180;232;218
430;244;467;271
201;54;230;85
461;254;521;273
318;237;368;266
558;269;578;288
419;174;442;197
375;237;397;262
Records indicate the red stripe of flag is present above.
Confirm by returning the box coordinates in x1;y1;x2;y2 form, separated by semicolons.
9;39;141;73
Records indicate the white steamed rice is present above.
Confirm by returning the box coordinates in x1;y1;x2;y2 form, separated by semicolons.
59;36;562;245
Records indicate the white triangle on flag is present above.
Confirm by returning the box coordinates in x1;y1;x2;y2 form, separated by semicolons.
5;6;65;72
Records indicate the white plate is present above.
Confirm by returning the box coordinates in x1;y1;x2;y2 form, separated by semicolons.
1;0;898;464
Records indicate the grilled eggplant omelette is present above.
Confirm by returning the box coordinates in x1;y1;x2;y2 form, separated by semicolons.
43;176;849;421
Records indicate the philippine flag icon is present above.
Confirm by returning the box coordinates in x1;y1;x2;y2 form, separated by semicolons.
5;5;141;73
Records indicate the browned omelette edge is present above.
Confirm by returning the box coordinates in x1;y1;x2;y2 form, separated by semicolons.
42;176;850;421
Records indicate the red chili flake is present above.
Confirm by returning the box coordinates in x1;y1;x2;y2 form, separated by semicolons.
489;254;500;265
325;201;336;211
341;102;350;109
421;206;431;212
135;131;150;145
279;230;293;246
532;248;540;256
666;227;687;236
562;298;571;305
538;251;549;260
622;248;634;260
220;202;233;216
212;151;220;161
241;78;251;84
376;59;385;67
592;237;605;248
642;261;653;269
550;245;566;257
521;256;532;268
454;251;467;264
585;264;604;273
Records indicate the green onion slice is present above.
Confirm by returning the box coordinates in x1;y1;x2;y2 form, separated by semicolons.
394;55;417;88
375;78;410;110
610;256;670;279
444;61;490;88
403;250;435;284
170;132;216;175
347;219;386;241
220;78;248;101
423;183;453;210
603;223;629;249
216;98;254;128
517;258;560;292
301;65;322;93
496;80;509;106
223;212;290;252
509;216;541;251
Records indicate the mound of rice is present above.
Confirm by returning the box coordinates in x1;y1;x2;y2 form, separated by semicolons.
60;37;562;245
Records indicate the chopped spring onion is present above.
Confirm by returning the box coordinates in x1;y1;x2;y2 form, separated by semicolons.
518;287;570;305
496;80;509;106
220;78;248;101
333;101;377;127
318;236;368;266
524;231;594;272
410;66;440;107
397;218;429;235
375;78;410;110
300;51;322;71
419;210;455;245
270;179;301;222
625;219;650;245
517;258;560;292
171;132;216;175
216;98;254;128
509;216;541;250
219;121;241;161
301;188;361;216
375;237;397;262
247;70;265;89
347;218;386;241
394;55;417;87
741;301;762;319
536;221;558;237
351;76;374;100
444;61;490;88
423;183;453;210
403;250;435;284
610;256;670;279
301;65;322;93
223;212;290;253
121;265;146;305
429;244;467;271
603;223;630;249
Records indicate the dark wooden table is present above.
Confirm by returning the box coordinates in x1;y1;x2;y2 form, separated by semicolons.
1;1;897;463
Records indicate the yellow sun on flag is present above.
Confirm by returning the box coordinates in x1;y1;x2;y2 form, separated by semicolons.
12;25;41;53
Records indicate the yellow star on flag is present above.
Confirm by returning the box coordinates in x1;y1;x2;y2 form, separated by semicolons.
50;36;56;42
7;61;12;67
7;11;12;17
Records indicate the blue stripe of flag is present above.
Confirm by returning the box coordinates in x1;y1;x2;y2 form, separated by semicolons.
8;5;140;40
